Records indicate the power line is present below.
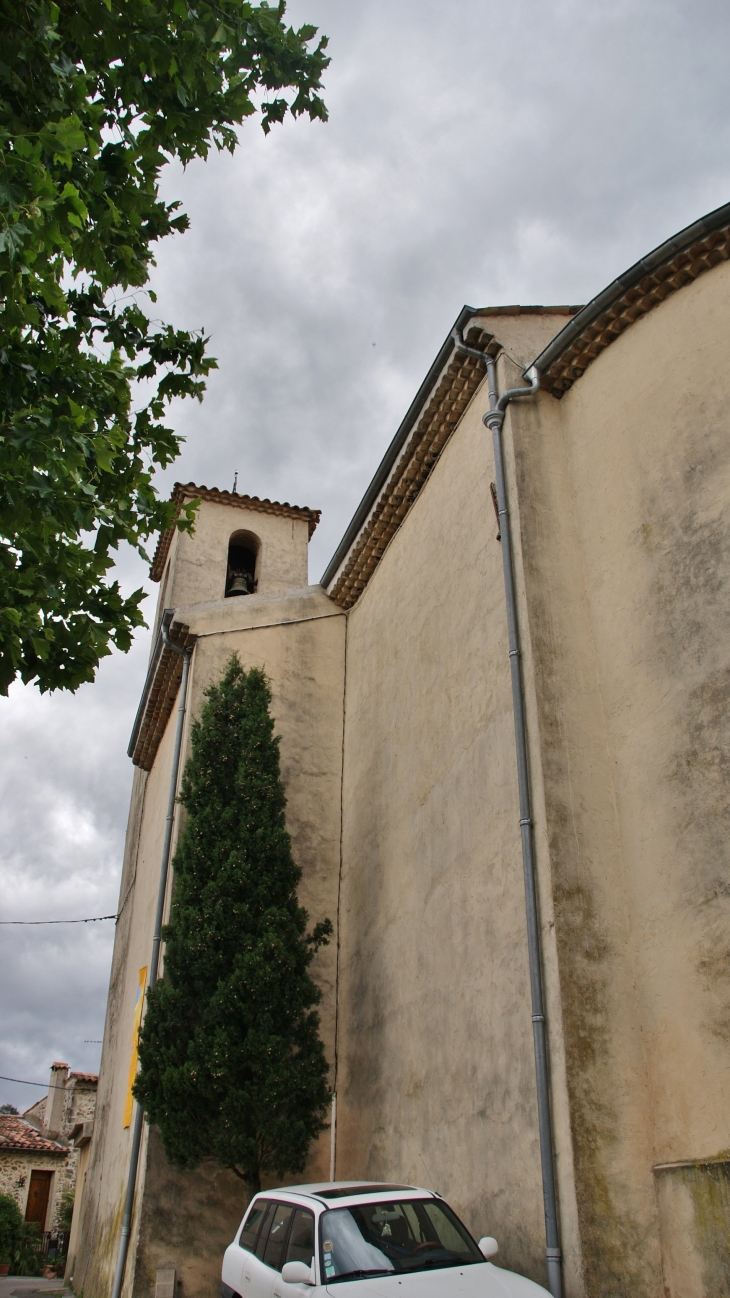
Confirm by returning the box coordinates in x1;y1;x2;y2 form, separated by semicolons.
0;1074;68;1089
0;915;117;926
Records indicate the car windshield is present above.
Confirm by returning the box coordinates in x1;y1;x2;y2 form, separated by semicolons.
320;1198;484;1282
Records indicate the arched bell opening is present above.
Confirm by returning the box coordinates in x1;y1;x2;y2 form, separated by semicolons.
225;530;260;597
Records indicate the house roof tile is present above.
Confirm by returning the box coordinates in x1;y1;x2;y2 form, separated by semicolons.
0;1116;66;1155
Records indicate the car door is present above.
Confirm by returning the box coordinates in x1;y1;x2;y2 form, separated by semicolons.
259;1201;295;1297
275;1207;318;1298
240;1200;280;1298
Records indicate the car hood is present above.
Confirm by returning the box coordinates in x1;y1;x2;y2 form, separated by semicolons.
326;1262;549;1298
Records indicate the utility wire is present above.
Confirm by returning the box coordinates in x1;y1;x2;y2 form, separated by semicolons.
0;915;117;925
0;1074;70;1089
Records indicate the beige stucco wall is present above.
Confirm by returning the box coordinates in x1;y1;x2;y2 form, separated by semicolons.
65;1137;92;1284
74;741;175;1298
335;270;730;1297
76;261;730;1298
74;503;344;1298
164;499;311;610
334;364;568;1292
502;257;730;1296
469;310;576;372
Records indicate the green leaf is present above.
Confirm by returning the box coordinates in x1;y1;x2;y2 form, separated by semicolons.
0;0;329;693
41;114;86;152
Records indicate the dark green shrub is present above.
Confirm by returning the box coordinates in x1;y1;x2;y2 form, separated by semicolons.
0;1192;21;1264
0;1194;42;1275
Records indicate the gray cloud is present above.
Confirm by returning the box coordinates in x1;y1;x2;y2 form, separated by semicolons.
2;0;730;1109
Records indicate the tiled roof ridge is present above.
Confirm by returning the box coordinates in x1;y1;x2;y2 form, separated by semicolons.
471;304;582;317
150;482;322;582
535;201;730;396
0;1115;67;1154
327;324;495;609
69;1071;99;1084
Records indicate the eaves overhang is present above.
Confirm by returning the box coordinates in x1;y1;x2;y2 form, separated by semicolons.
320;305;477;594
533;198;730;395
321;304;579;608
128;613;196;770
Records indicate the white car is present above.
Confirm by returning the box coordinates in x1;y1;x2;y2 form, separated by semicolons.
221;1181;549;1298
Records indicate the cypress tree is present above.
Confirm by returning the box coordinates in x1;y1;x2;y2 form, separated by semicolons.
135;655;332;1193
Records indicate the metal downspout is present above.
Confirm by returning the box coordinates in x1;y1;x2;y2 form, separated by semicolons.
110;611;194;1298
453;331;563;1298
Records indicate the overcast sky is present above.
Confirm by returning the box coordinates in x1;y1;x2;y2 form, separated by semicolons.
2;0;730;1113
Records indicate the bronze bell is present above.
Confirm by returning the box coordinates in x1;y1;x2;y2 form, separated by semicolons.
228;572;251;596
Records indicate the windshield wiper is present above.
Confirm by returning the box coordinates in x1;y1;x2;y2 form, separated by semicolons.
328;1269;393;1282
398;1258;479;1273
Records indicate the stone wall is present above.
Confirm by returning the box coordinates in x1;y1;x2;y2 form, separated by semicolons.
0;1150;67;1224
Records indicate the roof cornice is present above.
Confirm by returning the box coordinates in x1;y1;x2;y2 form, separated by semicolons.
150;483;321;583
320;306;476;594
322;305;579;608
128;617;196;770
534;199;730;395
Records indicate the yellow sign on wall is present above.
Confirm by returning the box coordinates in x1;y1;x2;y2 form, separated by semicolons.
123;966;147;1128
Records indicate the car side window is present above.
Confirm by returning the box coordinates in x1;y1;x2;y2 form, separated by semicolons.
239;1202;267;1253
263;1204;294;1272
285;1209;315;1269
254;1202;277;1261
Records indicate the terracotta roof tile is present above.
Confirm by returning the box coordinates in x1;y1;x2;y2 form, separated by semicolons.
0;1116;66;1155
533;201;730;395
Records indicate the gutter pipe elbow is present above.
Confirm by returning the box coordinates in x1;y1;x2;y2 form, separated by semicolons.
496;362;541;413
451;325;492;364
161;607;193;659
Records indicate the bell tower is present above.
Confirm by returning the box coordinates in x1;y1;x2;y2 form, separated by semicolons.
74;476;345;1298
150;481;321;615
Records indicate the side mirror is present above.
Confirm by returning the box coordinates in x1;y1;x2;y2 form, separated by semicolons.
478;1237;499;1260
281;1261;314;1285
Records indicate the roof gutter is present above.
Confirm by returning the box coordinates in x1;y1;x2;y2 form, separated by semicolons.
320;305;476;590
532;197;730;377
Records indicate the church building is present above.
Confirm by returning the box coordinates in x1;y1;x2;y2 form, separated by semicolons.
73;201;730;1298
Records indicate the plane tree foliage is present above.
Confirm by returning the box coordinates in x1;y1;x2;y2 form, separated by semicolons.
135;657;332;1194
0;0;328;693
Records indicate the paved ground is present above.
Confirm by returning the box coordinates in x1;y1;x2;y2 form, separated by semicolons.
0;1280;69;1298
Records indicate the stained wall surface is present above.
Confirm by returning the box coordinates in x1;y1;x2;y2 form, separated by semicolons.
503;257;730;1296
75;255;730;1298
334;374;565;1291
334;267;730;1297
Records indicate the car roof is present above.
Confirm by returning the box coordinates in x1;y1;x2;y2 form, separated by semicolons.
255;1181;437;1209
